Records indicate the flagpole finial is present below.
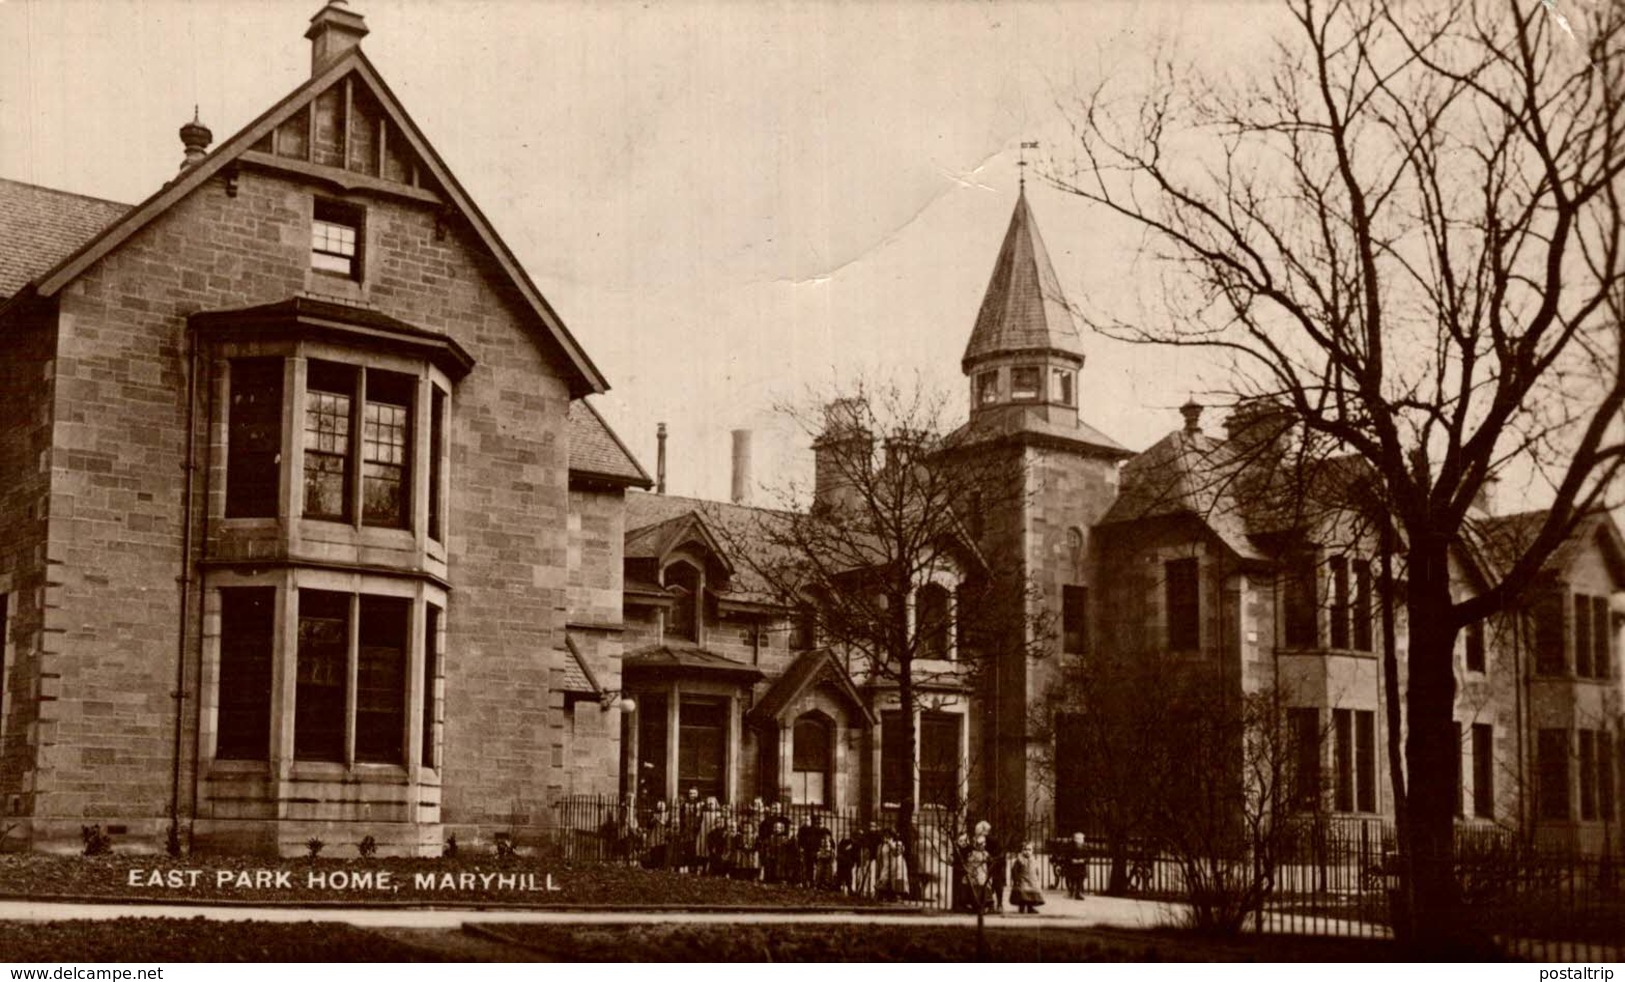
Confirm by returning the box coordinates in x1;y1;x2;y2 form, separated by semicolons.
1018;141;1039;193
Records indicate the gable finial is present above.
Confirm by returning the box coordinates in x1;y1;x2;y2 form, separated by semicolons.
1018;141;1039;193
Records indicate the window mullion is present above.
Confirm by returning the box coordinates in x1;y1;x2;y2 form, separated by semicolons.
345;592;360;766
351;368;366;528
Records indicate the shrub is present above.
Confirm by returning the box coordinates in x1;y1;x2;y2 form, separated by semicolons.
442;834;458;859
358;835;378;859
165;823;182;858
80;825;112;856
305;837;325;860
494;832;517;860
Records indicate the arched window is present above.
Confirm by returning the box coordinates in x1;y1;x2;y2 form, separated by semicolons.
666;562;701;643
918;583;952;660
791;714;832;805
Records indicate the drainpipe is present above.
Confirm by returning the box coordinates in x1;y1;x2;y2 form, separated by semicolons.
188;346;218;833
169;332;201;852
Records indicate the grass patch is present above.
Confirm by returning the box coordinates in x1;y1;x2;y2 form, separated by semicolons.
475;922;1405;962
0;854;885;909
0;918;449;962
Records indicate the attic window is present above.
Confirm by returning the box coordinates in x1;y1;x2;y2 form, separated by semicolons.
312;199;363;279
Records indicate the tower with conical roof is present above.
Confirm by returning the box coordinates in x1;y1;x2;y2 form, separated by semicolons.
955;189;1133;833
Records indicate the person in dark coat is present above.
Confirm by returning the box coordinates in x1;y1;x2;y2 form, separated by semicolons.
762;804;792;884
986;827;1007;913
951;832;973;912
835;833;858;895
798;813;834;888
1063;831;1090;899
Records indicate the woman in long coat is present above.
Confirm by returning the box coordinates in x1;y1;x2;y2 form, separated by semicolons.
1009;841;1046;914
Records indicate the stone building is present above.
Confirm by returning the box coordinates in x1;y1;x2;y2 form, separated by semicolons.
0;1;1617;857
0;2;648;854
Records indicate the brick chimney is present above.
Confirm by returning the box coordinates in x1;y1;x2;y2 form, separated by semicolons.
1179;399;1203;436
306;0;369;75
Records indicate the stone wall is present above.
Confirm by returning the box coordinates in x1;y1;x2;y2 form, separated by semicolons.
33;160;584;851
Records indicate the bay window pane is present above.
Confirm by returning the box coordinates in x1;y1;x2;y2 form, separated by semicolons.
303;362;355;521
356;595;409;764
295;590;349;762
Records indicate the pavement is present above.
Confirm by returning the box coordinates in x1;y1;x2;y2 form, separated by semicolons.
0;889;1187;931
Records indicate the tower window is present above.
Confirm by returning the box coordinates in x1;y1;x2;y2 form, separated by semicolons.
1051;369;1074;406
977;372;999;406
1011;367;1042;401
312;199;363;279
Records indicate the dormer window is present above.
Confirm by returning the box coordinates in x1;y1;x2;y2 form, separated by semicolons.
1051;369;1075;406
666;562;702;643
312;199;363;279
1011;366;1042;401
977;372;1000;406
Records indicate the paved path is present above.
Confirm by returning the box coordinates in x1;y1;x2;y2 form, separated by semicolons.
0;891;1184;932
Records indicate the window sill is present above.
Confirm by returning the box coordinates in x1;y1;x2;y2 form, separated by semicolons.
288;761;412;784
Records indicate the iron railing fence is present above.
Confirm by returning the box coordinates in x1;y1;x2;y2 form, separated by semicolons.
549;795;1623;957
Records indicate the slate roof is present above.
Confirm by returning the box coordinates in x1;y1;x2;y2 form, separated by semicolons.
1101;418;1376;564
946;403;1132;459
0;178;130;300
622;643;765;683
1466;509;1625;585
961;190;1085;370
569;400;652;488
625;491;791;598
559;634;601;694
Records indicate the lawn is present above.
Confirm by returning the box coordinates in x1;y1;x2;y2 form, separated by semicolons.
471;922;1407;962
0;854;885;909
0;918;452;962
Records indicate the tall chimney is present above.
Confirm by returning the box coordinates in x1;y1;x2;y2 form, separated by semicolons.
306;0;369;76
178;109;212;172
656;423;667;495
731;430;753;505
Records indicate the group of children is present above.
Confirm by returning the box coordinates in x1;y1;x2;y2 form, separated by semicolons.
598;791;1064;912
601;790;912;900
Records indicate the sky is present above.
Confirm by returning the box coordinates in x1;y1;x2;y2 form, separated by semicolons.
0;0;1327;502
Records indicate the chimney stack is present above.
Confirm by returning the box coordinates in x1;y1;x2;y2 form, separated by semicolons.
1179;399;1203;436
812;398;873;515
656;423;667;495
731;429;753;505
178;109;212;172
306;0;369;76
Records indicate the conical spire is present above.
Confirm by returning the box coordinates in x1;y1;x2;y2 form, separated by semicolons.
961;190;1083;371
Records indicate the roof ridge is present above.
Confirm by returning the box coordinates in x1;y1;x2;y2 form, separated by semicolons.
0;176;132;210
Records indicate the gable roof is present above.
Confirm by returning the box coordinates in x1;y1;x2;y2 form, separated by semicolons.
1467;509;1625;588
961;190;1085;370
0;179;130;300
624;510;734;575
569;400;652;488
748;647;876;727
9;47;609;397
626;491;790;599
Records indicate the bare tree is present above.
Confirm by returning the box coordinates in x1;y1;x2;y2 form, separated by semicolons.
1055;0;1625;948
720;378;1052;883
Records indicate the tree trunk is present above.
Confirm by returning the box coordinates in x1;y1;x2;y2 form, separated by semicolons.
897;643;919;898
1402;535;1468;952
1378;522;1413;940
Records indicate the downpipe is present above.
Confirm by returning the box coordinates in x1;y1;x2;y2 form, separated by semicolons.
168;332;201;854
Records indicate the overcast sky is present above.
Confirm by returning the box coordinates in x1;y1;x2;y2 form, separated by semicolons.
3;0;1305;502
